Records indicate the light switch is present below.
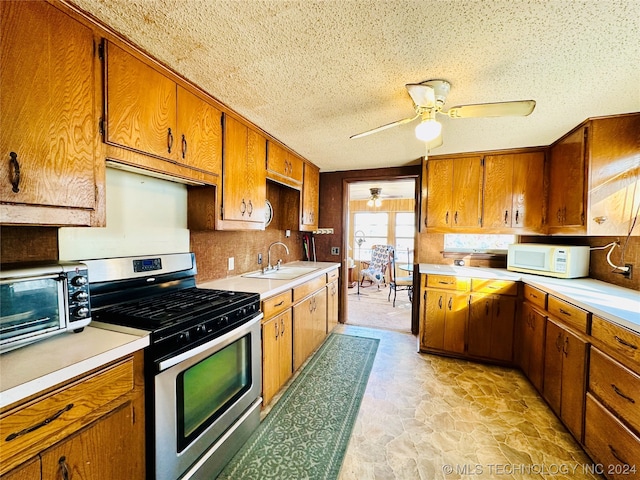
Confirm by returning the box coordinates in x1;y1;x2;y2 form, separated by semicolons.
228;257;235;270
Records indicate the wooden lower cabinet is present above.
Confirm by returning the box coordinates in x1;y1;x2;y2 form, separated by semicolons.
421;289;468;354
518;301;546;393
543;318;588;442
261;309;293;407
585;394;640;479
293;287;327;370
327;279;338;333
0;352;145;479
468;293;516;362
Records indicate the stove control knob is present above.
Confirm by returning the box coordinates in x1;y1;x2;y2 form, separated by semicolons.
73;306;90;319
221;316;229;326
73;291;89;302
71;276;88;286
195;324;207;337
177;331;190;345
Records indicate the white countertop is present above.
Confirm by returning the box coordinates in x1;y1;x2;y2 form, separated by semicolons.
198;261;341;298
0;326;149;409
418;264;640;333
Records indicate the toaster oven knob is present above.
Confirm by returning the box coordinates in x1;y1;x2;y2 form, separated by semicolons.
73;291;89;302
73;306;90;319
71;275;88;286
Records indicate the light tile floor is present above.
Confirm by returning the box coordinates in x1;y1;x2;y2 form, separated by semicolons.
336;324;602;480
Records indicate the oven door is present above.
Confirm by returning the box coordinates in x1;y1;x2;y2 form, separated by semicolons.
153;313;263;480
0;274;67;353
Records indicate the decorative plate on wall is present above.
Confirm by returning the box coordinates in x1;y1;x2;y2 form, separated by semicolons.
265;200;273;227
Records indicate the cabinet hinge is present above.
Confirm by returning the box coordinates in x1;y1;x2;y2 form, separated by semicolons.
481;157;485;166
98;117;105;136
98;42;104;60
220;205;224;218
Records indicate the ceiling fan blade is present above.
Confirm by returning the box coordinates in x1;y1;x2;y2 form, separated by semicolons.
405;83;436;108
350;113;420;139
446;100;536;118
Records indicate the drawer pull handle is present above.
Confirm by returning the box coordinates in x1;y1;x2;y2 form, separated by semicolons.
608;444;628;465
274;300;284;307
59;456;70;480
9;152;20;193
5;403;74;442
614;335;638;350
559;308;571;316
611;384;636;404
529;292;538;299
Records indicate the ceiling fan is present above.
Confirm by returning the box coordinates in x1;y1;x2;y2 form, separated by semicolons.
350;79;536;148
366;187;404;207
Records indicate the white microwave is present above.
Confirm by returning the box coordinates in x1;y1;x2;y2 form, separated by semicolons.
507;244;590;279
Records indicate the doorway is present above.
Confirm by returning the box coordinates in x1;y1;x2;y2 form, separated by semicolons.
344;178;417;333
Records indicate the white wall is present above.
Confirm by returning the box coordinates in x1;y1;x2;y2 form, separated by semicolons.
58;168;190;260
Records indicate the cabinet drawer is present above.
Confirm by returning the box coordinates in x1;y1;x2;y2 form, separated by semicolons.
293;275;327;302
523;284;547;309
589;348;640;435
326;268;339;283
426;275;470;291
0;357;134;475
262;290;292;319
547;295;588;332
592;316;640;369
471;278;518;296
585;394;640;478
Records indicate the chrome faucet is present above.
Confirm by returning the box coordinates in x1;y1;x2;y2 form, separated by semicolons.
267;241;289;271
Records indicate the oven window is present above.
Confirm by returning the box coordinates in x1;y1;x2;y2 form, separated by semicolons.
0;278;62;343
177;334;251;450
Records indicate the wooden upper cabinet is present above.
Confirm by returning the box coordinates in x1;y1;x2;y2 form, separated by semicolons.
548;127;587;232
587;113;640;236
0;1;97;225
483;151;545;233
176;86;222;174
104;40;221;179
300;162;319;231
105;41;177;161
425;156;482;230
218;115;266;228
266;141;303;188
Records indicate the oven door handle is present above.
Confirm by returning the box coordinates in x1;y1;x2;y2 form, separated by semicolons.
156;313;263;372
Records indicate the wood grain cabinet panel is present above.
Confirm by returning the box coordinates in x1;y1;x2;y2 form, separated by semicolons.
425;156;483;230
300;162;319;231
591;315;640;369
543;318;588;442
483;151;545;232
0;1;96;223
262;309;293;406
468;293;516;362
0;457;40;480
327;279;339;333
421;289;467;354
519;301;546;393
266;141;303;187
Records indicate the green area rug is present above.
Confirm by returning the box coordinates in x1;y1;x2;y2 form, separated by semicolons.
218;333;379;480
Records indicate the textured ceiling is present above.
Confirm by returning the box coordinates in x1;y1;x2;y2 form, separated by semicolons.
69;0;640;172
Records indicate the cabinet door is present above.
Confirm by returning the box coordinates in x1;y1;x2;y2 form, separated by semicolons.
221;115;249;221
468;294;493;358
491;295;516;362
452;156;483;228
548;127;586;228
266;142;303;186
41;404;144;480
561;327;587;441
426;158;453;228
262;316;281;406
327;280;339;333
511;151;544;231
422;289;446;350
176;86;222;175
544;319;564;415
301;162;319;230
1;1;95;210
1;457;40;480
443;292;468;354
293;296;314;370
246;127;266;223
522;303;546;392
105;41;177;160
483;155;514;229
278;310;293;391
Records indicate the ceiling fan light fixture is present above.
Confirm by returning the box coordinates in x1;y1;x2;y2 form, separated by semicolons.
367;187;383;207
414;118;442;142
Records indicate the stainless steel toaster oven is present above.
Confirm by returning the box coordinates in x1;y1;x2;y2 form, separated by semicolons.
0;262;91;353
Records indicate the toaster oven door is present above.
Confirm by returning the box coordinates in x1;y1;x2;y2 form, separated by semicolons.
0;274;66;353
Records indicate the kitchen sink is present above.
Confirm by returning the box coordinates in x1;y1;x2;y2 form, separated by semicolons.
242;266;319;280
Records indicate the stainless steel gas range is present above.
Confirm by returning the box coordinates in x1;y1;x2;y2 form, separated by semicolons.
82;253;262;480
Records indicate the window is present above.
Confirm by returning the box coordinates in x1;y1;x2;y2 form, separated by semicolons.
353;212;388;260
444;234;516;253
394;212;415;265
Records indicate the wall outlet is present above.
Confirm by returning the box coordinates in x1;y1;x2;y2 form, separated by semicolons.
258;253;263;265
331;247;340;256
623;264;633;279
228;257;235;271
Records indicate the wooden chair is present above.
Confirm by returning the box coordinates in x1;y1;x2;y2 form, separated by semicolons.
388;250;413;307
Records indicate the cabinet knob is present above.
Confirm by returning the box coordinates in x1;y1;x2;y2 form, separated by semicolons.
9;152;20;193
